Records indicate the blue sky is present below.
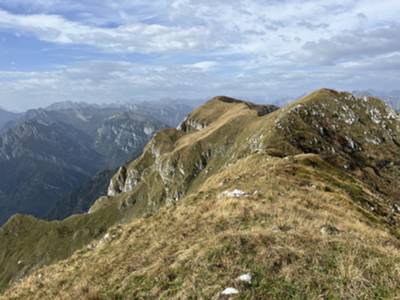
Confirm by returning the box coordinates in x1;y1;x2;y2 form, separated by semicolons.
0;0;399;111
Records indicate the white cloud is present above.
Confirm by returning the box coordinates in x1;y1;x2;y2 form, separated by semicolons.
298;24;400;65
0;8;212;53
0;0;400;61
186;61;218;71
1;57;398;111
0;0;400;108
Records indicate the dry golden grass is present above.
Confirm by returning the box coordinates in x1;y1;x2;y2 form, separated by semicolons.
2;153;400;300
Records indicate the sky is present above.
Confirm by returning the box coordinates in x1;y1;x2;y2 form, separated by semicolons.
0;0;399;111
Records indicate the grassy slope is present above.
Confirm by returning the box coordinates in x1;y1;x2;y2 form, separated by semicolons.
2;89;400;299
0;203;122;293
3;154;400;299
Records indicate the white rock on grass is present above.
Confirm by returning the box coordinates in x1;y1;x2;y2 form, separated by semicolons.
237;273;252;283
221;287;239;295
222;189;247;198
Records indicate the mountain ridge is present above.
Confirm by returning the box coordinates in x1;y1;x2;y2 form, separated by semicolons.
1;89;400;299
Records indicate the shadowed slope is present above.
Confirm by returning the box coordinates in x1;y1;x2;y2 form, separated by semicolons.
0;205;121;292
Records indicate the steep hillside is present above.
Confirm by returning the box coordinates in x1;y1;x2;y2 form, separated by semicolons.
0;205;122;293
47;169;115;221
2;89;400;299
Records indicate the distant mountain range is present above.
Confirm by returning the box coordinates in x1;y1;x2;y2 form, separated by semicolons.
0;108;19;130
0;100;194;225
265;90;400;111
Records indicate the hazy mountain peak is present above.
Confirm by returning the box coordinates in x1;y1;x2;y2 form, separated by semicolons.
0;108;20;130
45;101;100;111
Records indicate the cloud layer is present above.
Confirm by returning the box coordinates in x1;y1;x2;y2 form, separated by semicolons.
0;0;399;110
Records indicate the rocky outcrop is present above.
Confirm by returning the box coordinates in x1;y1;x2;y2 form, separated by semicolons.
177;116;208;132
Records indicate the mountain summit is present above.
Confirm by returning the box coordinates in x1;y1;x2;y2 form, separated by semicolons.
1;89;400;299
